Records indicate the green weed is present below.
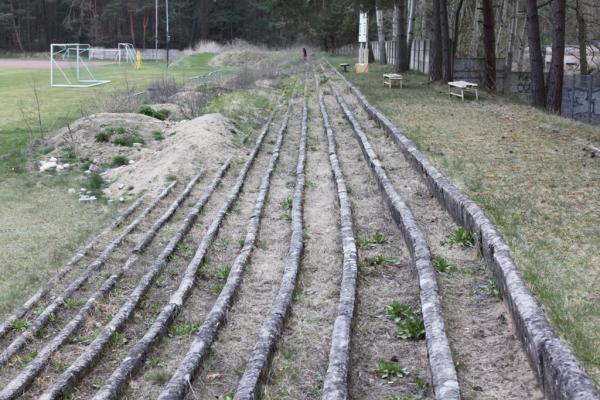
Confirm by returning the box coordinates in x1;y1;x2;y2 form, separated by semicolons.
212;283;225;295
111;331;125;346
375;360;408;381
370;232;388;244
448;227;475;247
366;255;397;266
111;155;129;167
22;351;38;363
63;298;85;309
168;322;201;337
149;368;171;385
86;172;106;198
152;130;165;141
281;196;293;211
385;301;412;322
238;239;246;247
216;266;231;280
432;256;451;273
397;315;426;340
484;278;502;300
138;105;170;120
112;133;145;147
10;319;29;331
218;390;235;400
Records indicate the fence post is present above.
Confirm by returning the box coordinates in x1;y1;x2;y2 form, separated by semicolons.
588;75;593;124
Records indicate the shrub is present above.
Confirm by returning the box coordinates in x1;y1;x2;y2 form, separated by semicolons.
95;131;111;142
86;172;106;198
375;360;408;381
448;227;475;247
153;130;165;141
137;105;170;120
112;133;145;147
111;155;129;167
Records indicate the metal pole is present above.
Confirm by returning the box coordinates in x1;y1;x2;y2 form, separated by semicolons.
165;0;170;67
155;0;158;55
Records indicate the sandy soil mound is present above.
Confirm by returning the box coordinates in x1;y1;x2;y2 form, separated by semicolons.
44;112;241;200
209;49;270;67
103;113;241;198
148;103;183;120
49;113;168;165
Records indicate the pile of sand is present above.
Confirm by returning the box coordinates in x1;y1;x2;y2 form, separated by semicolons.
103;113;241;198
44;112;241;200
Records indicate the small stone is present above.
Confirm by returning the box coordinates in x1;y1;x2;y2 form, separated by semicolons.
89;164;102;173
68;188;76;194
84;170;91;175
132;142;143;148
119;197;125;203
118;184;125;190
63;163;70;169
128;160;135;164
80;188;86;192
49;157;57;163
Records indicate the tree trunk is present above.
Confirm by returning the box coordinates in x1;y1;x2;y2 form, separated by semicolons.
576;0;588;74
503;0;518;93
393;4;400;71
430;0;443;81
9;1;25;52
406;0;418;66
517;12;527;71
440;0;452;82
142;13;148;48
482;0;496;92
471;0;481;56
526;0;546;107
375;0;387;64
396;0;408;72
546;0;566;112
452;0;465;59
129;13;136;47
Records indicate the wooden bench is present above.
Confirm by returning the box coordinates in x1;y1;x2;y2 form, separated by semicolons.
339;63;350;72
383;73;404;89
448;81;479;101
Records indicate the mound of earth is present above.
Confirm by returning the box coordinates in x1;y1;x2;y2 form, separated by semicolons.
103;113;240;199
48;113;168;166
43;112;242;200
209;48;270;67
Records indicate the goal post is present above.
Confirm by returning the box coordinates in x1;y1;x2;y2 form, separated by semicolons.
50;43;111;88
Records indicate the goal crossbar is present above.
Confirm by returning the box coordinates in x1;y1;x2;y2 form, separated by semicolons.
50;43;111;88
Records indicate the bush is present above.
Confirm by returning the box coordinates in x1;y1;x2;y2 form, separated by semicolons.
137;105;170;121
95;131;111;142
111;155;129;167
87;172;106;198
152;131;164;141
113;133;145;147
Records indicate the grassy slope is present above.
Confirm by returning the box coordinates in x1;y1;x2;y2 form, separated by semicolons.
0;54;214;317
327;56;600;384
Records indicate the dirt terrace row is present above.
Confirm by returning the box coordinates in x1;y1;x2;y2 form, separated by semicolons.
0;62;555;400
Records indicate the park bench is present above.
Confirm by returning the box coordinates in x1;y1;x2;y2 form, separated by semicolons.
383;73;404;89
448;80;479;101
340;63;350;72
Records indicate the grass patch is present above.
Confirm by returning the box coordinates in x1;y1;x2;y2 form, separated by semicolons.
152;130;165;141
168;322;201;337
137;105;170;121
111;155;129;167
375;360;408;382
447;227;475;247
112;132;145;147
330;54;600;382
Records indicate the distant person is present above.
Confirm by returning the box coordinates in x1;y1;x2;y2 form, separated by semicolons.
302;48;307;60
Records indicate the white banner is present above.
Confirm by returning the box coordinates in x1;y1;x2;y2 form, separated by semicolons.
358;12;368;43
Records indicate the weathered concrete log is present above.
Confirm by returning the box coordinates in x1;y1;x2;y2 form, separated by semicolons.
0;197;143;339
333;87;460;400
317;86;359;400
156;86;297;400
0;182;175;368
234;78;308;400
38;163;229;400
0;172;207;400
327;59;599;400
91;101;285;400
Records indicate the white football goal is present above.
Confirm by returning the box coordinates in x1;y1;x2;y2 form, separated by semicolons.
50;43;111;88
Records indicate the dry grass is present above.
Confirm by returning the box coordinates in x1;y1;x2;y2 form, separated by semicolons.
328;56;600;385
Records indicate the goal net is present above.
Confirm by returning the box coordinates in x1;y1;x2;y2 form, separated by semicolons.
50;43;111;88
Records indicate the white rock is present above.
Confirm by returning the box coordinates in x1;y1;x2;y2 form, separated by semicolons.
49;157;57;163
68;188;76;194
39;160;57;172
80;188;86;192
56;164;65;172
132;142;143;148
119;197;125;203
128;160;135;164
63;164;70;169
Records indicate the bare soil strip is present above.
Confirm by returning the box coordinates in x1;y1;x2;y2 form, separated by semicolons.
321;89;430;400
89;100;287;400
316;87;358;400
327;61;600;400
155;94;297;400
335;82;546;400
30;162;228;400
0;172;208;400
234;78;308;400
0;183;176;369
0;198;143;339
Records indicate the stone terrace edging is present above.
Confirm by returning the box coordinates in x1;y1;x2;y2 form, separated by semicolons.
327;61;599;400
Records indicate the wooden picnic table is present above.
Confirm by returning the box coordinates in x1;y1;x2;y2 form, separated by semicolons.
448;80;479;101
340;63;350;72
383;73;404;89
